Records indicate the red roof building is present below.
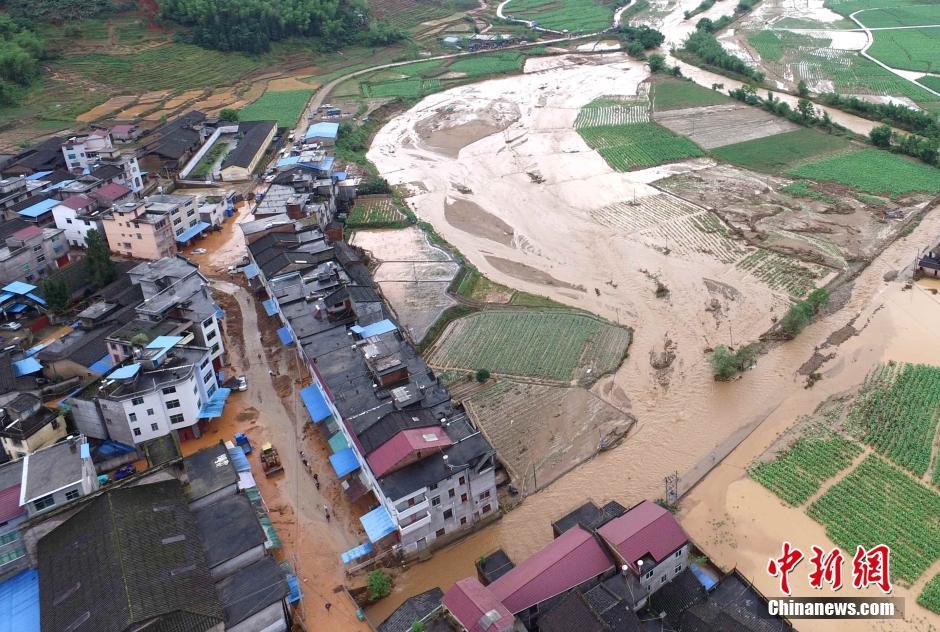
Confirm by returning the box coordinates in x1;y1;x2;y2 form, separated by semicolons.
366;427;454;477
442;577;514;632
11;225;43;241
90;182;132;205
597;500;688;570
0;484;24;524
59;194;96;212
488;525;614;614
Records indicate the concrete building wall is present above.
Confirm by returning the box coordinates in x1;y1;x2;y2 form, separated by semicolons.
52;204;104;248
639;544;690;595
0;417;67;460
0;513;28;580
69;397;109;441
101;206;176;260
209;544;266;581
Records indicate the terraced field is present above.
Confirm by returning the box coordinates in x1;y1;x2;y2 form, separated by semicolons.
808;455;940;585
750;434;863;506
428;310;632;382
575;96;650;128
502;0;617;32
578;122;704;170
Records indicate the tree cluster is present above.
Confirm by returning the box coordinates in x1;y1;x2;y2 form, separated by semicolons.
710;344;757;381
869;124;938;166
682;30;764;82
159;0;403;53
778;288;829;339
0;14;47;106
819;92;939;140
3;0;129;21
618;25;665;59
84;229;117;289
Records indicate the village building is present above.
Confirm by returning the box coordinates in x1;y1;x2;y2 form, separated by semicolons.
219;121;278;182
0;138;66;177
0;226;68;286
0;393;66;461
61;130;144;192
0;176;47;214
110;124;142;143
303;122;339;147
50;194;109;248
101;201;177;259
136;111;211;176
19;436;99;519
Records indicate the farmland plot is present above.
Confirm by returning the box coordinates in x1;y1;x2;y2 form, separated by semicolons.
653;104;800;150
575;96;649;128
239;89;313;128
710;128;854;172
502;0;616;32
845;362;940;478
788;149;940;196
346;195;408;228
651;80;731;111
428;310;632;382
590;194;699;233
750;434;863;506
578;122;703;170
866;28;940;73
640;211;748;264
919;574;940;615
808;455;940;585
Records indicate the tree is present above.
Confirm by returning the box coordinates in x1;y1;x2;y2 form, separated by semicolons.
41;277;70;315
710;344;757;380
796;98;816;121
797;80;809;98
696;17;714;32
869;124;892;148
219;108;239;122
648;54;667;73
475;368;490;383
84;229;116;289
410;623;426;632
367;570;392;600
626;41;646;59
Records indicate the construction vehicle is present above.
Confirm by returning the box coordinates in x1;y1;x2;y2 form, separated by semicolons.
260;443;283;476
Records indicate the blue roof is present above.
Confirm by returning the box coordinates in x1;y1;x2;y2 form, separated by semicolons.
329;447;360;478
87;353;114;374
276;156;300;168
313;156;334;171
109;363;141;379
17;198;57;218
226;444;251;472
0;293;12;305
215;305;224;319
262;298;279;316
146;335;184;350
690;562;719;591
80;443;90;459
42;179;74;193
243;263;260;279
24;342;48;357
305;122;339;140
7;303;27;313
175;221;211;243
94;440;135;458
12;357;42;377
0;569;39;632
25;171;52;181
285;573;303;604
350;319;397;339
276;326;294;346
2;282;36;296
299;384;331;423
197;387;231;419
360;505;396;543
333;171;347;181
341;541;373;564
25;293;45;306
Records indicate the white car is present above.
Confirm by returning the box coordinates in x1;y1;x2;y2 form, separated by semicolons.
264;174;276;183
191;248;207;255
0;322;22;331
236;376;248;391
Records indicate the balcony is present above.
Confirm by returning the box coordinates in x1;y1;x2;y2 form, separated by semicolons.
396;498;429;521
398;511;430;536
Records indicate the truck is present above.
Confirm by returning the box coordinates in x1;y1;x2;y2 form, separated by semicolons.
234;432;252;454
260;443;283;477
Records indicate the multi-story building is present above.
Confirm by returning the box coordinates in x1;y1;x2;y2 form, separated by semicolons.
0;225;68;285
19;435;99;518
0;393;67;460
0;177;45;214
0;459;27;579
50;194;109;248
145;193;208;241
61;130;143;192
101;201;177;260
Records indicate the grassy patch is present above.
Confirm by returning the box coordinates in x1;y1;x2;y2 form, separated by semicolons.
866;28;940;73
509;291;569;308
807;454;940;585
578;122;704;170
781;181;838;204
855;5;940;28
239;89;314;128
919;574;940;614
788;149;940;195
918;75;940;92
711;128;853;172
449;51;527;76
503;0;617;32
651;79;731;111
750;434;862;505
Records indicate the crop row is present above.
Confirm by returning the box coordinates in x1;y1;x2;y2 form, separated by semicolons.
575;96;650;128
919;574;940;615
845;362;940;478
749;434;862;506
346;195;408;227
590;195;699;232
735;248;824;297
790;149;940;196
580;122;704;170
807;454;940;585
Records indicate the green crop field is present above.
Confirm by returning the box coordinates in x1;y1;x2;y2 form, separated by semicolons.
427;310;632;381
449;52;527;76
749;435;863;506
920;574;940;614
747;30;829;62
735;248;826;297
845;363;940;479
239;89;314;128
711;128;853;172
808;455;940;585
824;0;935;17
788;149;940;196
855;5;940;28
346;195;408;228
503;0;616;32
578;122;703;170
780;181;838;204
651;80;731;111
919;75;940;92
866;28;940;73
575;96;649;128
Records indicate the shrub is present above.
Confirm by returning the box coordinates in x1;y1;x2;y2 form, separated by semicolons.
475;368;491;383
648;54;667;73
779;288;829;338
367;569;392;600
710;344;757;380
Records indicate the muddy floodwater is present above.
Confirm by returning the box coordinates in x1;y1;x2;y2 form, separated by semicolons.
365;52;940;629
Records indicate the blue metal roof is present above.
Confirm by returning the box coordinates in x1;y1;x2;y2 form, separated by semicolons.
0;293;12;304
146;335;184;350
341;541;373;563
690;562;719;591
215;305;224;319
24;342;48;357
305;122;339;140
17;198;57;218
25;171;52;181
262;298;278;316
333;171;347;181
285;573;303;604
42;179;74;193
243;263;260;279
276;325;294;345
329;447;360;478
7;303;27;314
314;156;334;171
350;319;397;339
94;440;135;458
24;293;45;306
226;444;251;472
88;353;114;374
299;384;331;423
80;443;90;459
175;221;210;243
2;281;36;296
12;357;42;377
197;387;231;419
360;505;396;543
0;569;39;632
276;156;300;168
109;363;141;379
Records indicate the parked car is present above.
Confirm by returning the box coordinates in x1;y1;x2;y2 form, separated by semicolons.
236;375;248;391
191;248;207;255
264;174;276;183
0;322;22;331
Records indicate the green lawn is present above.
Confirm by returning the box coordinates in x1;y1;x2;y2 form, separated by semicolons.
239;89;314;127
652;79;731;111
711;128;853;172
503;0;616;32
579;122;704;170
788;149;940;195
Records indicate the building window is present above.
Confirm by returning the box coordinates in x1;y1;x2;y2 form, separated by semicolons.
128;413;137;422
36;255;45;263
147;408;154;416
479;490;491;500
170;414;184;424
136;233;142;240
203;318;213;327
645;570;654;580
0;532;18;546
675;550;682;558
207;384;216;396
162;386;176;395
661;575;667;584
448;489;455;499
166;399;180;409
66;218;73;224
150;423;159;431
443;509;453;520
204;372;213;384
435;528;445;538
0;548;25;565
675;564;682;574
460;516;467;525
193;384;199;395
431;496;440;506
65;490;80;501
200;358;210;368
133;428;142;436
206;330;217;341
187;209;196;217
33;495;55;511
461;493;468;503
131;397;144;406
211;343;220;354
458;476;466;486
482;504;492;514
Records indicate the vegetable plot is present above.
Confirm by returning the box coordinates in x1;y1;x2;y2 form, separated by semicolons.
807;455;940;585
919;574;940;614
578;122;704;170
749;435;862;506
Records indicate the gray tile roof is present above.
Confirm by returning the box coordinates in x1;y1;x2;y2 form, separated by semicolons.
22;436;85;503
216;556;288;627
183;443;237;503
378;587;444;632
193;493;266;568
